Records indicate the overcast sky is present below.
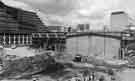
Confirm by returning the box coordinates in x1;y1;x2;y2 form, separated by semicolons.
2;0;135;27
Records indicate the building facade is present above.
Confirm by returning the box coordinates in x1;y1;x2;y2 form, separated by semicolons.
0;1;47;32
77;24;90;32
32;32;66;53
110;11;134;31
66;32;121;59
0;1;66;53
47;26;62;32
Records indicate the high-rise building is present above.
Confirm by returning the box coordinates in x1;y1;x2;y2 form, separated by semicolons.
0;1;48;46
110;11;134;31
0;1;47;32
16;10;47;32
0;2;19;32
0;1;66;52
77;24;90;32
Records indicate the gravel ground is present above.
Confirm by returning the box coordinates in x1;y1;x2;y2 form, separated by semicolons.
117;69;135;81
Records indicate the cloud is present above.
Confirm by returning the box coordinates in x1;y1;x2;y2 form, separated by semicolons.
1;0;35;12
2;0;78;25
2;0;135;28
14;0;77;16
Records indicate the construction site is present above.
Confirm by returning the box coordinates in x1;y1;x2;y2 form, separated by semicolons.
0;1;134;81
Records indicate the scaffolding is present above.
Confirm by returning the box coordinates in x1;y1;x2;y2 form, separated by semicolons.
32;32;66;53
121;31;135;59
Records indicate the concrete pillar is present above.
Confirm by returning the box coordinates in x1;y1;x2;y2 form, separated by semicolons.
3;33;6;45
18;34;21;45
13;34;16;45
9;34;11;45
22;35;25;45
26;34;29;45
30;35;32;45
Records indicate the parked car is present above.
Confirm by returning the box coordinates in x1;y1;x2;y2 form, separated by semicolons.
73;54;82;62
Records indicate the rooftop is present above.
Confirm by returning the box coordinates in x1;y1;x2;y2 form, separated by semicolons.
111;11;125;15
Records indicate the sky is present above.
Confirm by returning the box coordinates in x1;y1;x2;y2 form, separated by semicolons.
1;0;135;28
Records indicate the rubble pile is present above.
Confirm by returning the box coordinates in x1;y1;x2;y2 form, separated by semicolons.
0;52;54;79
